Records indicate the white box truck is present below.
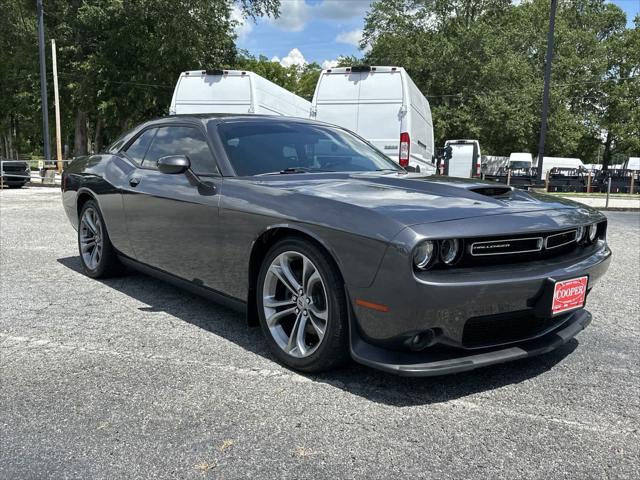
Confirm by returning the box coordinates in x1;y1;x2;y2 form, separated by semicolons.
169;69;311;118
443;139;481;178
625;157;640;171
310;66;435;173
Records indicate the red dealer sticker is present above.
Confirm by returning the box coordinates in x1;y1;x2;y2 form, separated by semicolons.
552;276;588;315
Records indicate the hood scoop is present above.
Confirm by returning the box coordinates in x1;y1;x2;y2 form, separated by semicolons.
468;185;513;199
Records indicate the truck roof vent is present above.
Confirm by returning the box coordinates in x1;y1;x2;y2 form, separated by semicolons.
469;186;513;198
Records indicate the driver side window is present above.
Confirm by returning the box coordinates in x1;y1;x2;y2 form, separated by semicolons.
143;126;218;175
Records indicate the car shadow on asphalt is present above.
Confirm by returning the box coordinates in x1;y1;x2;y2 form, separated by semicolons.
58;255;578;407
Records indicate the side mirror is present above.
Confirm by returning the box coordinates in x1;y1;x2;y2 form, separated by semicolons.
157;155;190;174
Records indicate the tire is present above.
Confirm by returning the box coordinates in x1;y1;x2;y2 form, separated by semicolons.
78;199;124;278
256;237;350;373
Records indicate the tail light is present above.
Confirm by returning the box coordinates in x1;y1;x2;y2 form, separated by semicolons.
476;162;481;177
399;132;410;167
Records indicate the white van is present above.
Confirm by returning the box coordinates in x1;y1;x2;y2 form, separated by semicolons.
311;66;435;173
169;69;311;118
444;139;481;178
538;157;585;177
508;152;533;170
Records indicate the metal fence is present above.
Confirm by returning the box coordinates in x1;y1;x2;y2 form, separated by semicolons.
483;167;639;194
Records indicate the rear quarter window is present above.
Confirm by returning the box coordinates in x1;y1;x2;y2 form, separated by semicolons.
123;129;156;165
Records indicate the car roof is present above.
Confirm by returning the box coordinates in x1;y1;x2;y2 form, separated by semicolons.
166;113;319;124
138;114;335;131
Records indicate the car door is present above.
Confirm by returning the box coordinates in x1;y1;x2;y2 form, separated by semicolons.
121;123;222;287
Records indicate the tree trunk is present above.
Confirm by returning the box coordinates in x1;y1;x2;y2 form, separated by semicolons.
7;131;13;159
74;110;88;157
94;118;103;153
602;131;612;171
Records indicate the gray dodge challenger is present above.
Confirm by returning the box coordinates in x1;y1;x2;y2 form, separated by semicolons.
61;115;611;376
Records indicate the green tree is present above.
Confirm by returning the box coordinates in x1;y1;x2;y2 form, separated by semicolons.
0;0;279;158
235;52;298;92
362;0;639;163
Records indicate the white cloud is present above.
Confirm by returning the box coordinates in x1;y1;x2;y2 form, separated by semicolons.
335;29;363;47
277;48;307;68
271;0;310;32
271;0;371;32
231;5;253;41
321;59;339;69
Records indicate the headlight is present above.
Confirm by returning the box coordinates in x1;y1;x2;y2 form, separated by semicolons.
588;223;598;242
440;239;460;265
575;225;586;243
413;241;436;270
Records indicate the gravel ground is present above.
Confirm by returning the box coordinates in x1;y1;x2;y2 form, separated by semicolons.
1;187;639;479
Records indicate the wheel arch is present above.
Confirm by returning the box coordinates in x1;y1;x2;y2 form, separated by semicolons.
76;188;99;218
246;225;344;326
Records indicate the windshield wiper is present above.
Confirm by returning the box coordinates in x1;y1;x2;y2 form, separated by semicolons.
257;167;334;176
376;168;407;174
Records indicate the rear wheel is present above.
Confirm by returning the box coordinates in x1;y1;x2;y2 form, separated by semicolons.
78;200;123;278
256;238;349;373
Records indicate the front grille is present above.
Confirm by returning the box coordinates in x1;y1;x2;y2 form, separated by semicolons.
545;229;577;249
470;237;543;256
452;227;595;268
2;166;28;173
462;310;570;349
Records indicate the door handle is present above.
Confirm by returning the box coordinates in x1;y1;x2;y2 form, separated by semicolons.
129;176;141;187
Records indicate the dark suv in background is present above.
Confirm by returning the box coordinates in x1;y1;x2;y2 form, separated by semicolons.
0;160;30;188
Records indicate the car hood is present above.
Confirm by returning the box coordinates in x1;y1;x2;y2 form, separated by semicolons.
255;172;590;226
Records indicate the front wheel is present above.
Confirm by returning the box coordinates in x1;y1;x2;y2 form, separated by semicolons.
256;238;349;373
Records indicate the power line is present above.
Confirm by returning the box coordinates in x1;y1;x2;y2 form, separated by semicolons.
425;76;640;99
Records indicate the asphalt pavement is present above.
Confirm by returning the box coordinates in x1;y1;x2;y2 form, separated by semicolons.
1;187;639;479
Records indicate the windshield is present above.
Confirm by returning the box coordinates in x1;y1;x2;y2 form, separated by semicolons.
216;121;404;176
509;161;532;170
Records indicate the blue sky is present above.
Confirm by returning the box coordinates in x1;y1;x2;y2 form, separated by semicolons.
235;0;639;67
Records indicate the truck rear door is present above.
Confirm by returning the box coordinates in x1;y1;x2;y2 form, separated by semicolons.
355;71;403;158
314;73;360;131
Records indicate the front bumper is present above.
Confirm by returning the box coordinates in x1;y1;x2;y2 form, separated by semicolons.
348;239;611;348
350;308;591;376
1;174;30;186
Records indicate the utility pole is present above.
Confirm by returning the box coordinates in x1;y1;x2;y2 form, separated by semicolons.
536;0;557;181
36;0;51;162
51;39;63;172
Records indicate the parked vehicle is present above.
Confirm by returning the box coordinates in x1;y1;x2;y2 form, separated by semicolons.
624;157;639;171
538;157;585;177
508;152;533;170
0;160;30;188
311;66;435;173
169;69;311;118
443;139;481;178
62;115;611;376
583;164;603;172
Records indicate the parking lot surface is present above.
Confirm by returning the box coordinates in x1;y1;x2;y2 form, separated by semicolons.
1;187;639;479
